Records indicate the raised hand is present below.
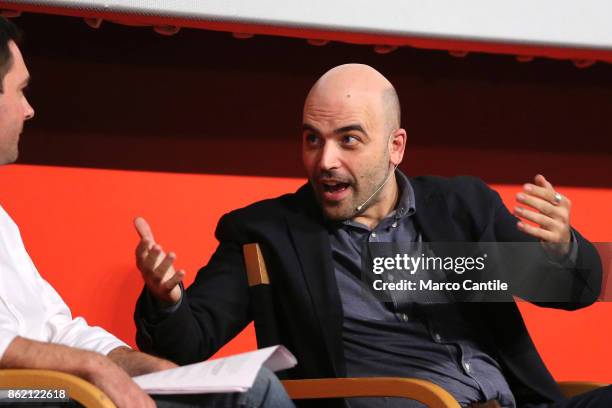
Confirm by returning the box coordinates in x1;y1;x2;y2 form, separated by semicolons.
514;174;572;257
134;217;184;306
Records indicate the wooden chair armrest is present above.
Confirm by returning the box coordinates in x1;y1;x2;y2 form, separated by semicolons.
282;377;460;408
557;381;608;399
0;369;115;408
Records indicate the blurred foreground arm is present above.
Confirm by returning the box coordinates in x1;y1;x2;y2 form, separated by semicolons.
0;337;166;408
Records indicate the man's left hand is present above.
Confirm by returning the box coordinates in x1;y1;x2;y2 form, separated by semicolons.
514;174;572;257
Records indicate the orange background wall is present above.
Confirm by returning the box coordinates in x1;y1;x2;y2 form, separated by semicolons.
1;12;611;383
1;164;610;382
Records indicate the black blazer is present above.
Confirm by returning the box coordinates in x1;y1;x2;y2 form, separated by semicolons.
135;176;602;406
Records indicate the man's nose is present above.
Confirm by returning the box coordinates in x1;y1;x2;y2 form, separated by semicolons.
319;143;341;171
24;98;34;120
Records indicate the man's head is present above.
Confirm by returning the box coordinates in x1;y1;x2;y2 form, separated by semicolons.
302;63;406;221
0;17;34;166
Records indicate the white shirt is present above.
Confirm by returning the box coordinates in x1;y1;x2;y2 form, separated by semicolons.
0;204;127;360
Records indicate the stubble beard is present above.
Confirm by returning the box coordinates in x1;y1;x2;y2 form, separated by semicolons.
318;160;392;222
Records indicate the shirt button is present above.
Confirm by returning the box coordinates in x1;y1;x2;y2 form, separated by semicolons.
434;333;442;342
399;313;409;322
371;232;377;238
464;362;471;372
391;222;398;228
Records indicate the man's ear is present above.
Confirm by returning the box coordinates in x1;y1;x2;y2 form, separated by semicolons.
389;128;407;166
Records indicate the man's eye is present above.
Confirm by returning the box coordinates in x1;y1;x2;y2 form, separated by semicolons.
305;134;319;144
342;135;358;144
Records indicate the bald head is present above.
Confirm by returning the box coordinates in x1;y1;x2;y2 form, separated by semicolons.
302;64;407;222
305;64;400;132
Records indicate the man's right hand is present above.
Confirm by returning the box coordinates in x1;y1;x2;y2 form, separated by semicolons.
134;217;184;306
1;338;156;408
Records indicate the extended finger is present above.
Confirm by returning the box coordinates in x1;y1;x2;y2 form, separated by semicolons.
517;192;570;225
514;206;558;230
534;174;554;190
516;221;555;242
141;245;166;279
522;183;558;205
134;217;155;242
154;252;177;280
516;192;560;218
162;269;185;292
135;239;154;264
535;174;569;208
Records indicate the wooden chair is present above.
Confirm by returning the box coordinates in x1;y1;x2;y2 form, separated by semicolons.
243;243;606;407
0;369;115;407
558;381;607;399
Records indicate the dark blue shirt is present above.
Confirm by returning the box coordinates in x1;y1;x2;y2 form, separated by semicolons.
328;170;516;408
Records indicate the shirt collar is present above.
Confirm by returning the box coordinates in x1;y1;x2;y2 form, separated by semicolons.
393;169;416;219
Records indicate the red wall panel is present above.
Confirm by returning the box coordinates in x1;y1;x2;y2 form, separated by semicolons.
0;164;610;381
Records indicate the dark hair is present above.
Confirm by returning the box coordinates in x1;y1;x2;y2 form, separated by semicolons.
0;17;21;93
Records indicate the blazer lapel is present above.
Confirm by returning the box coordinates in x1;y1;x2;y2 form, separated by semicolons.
285;186;345;377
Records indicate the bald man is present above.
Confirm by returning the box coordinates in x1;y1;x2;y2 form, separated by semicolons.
134;64;607;408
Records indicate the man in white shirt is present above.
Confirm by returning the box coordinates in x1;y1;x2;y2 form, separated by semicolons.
0;17;292;408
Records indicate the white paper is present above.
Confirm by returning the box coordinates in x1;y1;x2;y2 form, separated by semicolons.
133;345;297;395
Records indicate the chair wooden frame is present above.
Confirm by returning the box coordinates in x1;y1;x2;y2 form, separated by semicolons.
0;369;115;407
557;381;607;399
243;243;607;407
282;377;460;407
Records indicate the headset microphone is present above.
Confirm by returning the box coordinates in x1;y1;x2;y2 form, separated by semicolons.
355;163;399;213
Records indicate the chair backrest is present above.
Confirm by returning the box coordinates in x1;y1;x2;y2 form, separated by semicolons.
243;243;281;349
598;244;612;301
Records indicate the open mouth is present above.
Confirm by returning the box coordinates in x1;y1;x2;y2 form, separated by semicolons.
320;180;352;202
322;182;350;193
